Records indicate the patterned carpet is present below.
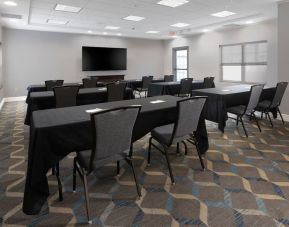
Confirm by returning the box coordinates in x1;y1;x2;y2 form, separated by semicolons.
1;101;289;227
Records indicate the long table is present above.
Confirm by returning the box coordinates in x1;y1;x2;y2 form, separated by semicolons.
22;95;209;215
191;84;275;131
25;87;134;125
147;80;211;96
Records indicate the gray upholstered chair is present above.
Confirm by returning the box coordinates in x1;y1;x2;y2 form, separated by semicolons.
203;77;215;88
164;75;174;82
148;97;207;184
227;84;264;137
45;80;64;91
52;85;79;201
72;106;141;224
178;78;193;97
256;82;288;126
107;82;127;102
135;76;153;98
53;85;80;108
82;78;98;88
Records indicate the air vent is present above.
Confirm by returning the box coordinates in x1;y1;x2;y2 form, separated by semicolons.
1;13;22;19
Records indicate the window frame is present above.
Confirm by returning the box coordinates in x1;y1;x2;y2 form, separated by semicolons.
173;46;189;81
220;40;268;83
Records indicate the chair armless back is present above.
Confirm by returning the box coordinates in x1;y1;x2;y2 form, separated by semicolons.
82;78;98;88
142;76;153;89
203;77;215;88
88;106;141;172
179;78;193;95
107;82;127;102
171;97;206;144
53;85;80;108
45;80;64;91
270;82;288;108
246;84;264;113
164;75;174;82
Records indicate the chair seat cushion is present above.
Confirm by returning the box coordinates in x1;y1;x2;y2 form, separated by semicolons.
151;124;174;146
227;105;246;116
77;150;127;170
256;100;271;110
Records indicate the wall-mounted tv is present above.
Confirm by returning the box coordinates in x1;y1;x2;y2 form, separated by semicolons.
82;46;127;71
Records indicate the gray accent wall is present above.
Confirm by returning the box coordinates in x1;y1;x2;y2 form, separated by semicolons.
278;1;289;115
3;28;165;97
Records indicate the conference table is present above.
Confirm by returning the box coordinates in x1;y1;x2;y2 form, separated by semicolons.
25;87;134;125
191;84;275;131
147;80;213;96
22;95;209;215
124;78;164;90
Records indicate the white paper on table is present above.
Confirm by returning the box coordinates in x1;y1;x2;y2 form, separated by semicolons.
86;108;104;113
150;100;166;104
221;89;231;92
98;88;107;91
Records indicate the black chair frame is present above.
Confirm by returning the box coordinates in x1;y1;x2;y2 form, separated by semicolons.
72;106;142;224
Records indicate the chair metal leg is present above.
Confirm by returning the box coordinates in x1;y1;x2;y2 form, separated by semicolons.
236;116;239;126
55;163;63;201
267;112;274;127
194;138;205;170
162;145;175;184
261;112;264;119
73;158;77;192
176;143;180;154
239;116;248;138
253;112;262;132
277;108;285;125
82;169;92;224
148;137;153;166
117;161;120;175
181;141;188;155
126;158;141;198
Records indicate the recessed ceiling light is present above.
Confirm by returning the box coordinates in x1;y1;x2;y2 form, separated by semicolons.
54;4;82;13
87;30;92;33
211;11;236;18
102;32;108;35
170;23;190;28
117;33;122;36
123;15;145;21
246;20;254;24
146;31;160;34
105;26;120;30
9;18;19;22
202;29;210;33
47;19;68;25
157;0;189;8
4;1;17;6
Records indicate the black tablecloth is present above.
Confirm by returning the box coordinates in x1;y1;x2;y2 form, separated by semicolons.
25;88;134;125
191;85;275;131
124;79;164;90
23;95;209;215
147;80;211;96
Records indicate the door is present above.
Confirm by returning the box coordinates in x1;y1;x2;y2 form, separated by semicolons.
173;47;189;81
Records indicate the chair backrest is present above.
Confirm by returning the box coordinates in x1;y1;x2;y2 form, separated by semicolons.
203;77;215;88
107;82;127;102
88;106;141;172
270;82;288;108
45;80;64;91
53;85;80;108
164;75;174;82
171;97;206;144
142;76;153;89
179;78;193;95
245;84;264;113
82;78;98;88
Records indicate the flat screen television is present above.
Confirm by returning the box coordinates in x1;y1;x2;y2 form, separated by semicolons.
82;46;127;71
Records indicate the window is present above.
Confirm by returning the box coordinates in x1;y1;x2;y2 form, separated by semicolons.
220;41;267;83
173;47;189;81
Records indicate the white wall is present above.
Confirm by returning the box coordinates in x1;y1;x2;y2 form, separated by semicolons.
163;20;278;87
3;28;165;97
0;23;3;102
278;1;289;115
